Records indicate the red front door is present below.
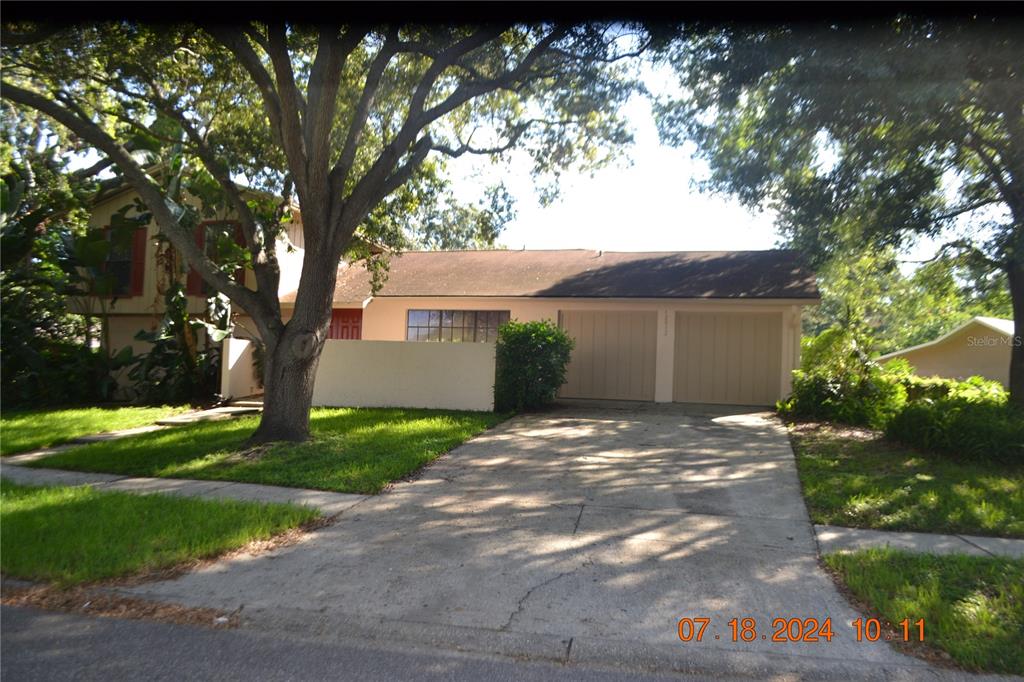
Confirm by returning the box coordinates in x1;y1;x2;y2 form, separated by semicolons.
329;308;363;340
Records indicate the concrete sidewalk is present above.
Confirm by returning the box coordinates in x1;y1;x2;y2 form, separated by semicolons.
815;524;1024;559
0;464;366;516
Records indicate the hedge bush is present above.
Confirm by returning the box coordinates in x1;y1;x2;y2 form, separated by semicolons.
494;319;574;412
886;398;1024;464
777;328;906;429
779;330;1022;462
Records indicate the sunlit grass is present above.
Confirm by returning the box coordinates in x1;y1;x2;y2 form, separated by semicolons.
0;406;191;456
0;479;319;587
790;423;1024;538
27;407;507;494
825;549;1024;674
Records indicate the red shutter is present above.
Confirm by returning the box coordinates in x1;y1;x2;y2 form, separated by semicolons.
186;226;206;295
186;221;245;294
329;309;363;340
129;227;147;296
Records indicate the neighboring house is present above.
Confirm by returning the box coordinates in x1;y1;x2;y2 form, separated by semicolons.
280;249;820;406
878;316;1017;387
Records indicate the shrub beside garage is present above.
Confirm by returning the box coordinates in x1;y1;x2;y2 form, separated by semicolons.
494;320;574;412
779;328;1023;463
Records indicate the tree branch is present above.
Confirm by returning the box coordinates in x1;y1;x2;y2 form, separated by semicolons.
328;32;399;197
305;26;365;177
264;22;309;196
932;197;1001;222
1;80;279;337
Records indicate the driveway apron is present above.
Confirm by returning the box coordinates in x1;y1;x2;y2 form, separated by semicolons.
121;402;933;676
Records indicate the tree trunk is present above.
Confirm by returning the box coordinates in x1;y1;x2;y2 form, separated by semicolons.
1008;259;1024;410
248;325;324;443
246;239;340;444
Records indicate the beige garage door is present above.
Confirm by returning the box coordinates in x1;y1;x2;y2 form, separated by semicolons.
559;310;658;401
673;312;782;405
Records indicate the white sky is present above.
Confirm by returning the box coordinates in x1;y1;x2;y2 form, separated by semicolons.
447;93;781;252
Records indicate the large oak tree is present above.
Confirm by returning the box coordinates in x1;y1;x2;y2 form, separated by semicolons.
655;16;1024;404
2;21;648;441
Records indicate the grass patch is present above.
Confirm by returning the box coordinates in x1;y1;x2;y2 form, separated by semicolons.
26;407;507;494
790;422;1024;538
1;406;191;456
825;549;1023;674
0;479;319;587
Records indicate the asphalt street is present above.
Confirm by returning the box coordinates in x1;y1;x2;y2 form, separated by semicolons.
1;606;693;682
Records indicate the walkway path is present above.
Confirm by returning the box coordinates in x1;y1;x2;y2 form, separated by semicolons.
4;405;261;465
0;464;365;516
815;524;1024;559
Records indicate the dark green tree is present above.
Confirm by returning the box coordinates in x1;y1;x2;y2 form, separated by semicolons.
655;16;1024;404
2;21;647;441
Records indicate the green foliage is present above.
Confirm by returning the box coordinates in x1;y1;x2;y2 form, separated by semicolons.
779;328;906;428
803;249;1012;355
825;550;1024;674
890;368;1008;404
879;360;1018;463
656;18;1023;402
0;108;109;406
127;281;229;405
885;398;1024;464
782;326;1020;460
656;18;1022;272
0;479;318;586
494;320;575;412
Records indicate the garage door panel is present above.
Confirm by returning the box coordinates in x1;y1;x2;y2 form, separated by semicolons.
674;312;782;406
559;310;657;401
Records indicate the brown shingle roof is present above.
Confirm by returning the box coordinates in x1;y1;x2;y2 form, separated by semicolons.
281;249;819;303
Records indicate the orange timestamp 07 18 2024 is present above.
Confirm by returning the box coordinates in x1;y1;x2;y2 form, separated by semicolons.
677;617;925;644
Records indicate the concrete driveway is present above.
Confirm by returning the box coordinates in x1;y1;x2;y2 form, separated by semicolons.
123;402;940;679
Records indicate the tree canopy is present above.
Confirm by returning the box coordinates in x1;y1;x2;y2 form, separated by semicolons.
654;15;1024;402
1;20;651;440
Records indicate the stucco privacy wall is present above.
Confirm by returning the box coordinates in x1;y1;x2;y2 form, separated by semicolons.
886;323;1012;386
221;337;264;399
312;339;496;411
344;296;804;404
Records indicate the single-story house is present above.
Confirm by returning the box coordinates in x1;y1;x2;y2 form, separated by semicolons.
878;316;1017;387
280;249;820;406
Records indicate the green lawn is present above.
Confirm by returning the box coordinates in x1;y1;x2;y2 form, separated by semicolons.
26;407;507;494
1;406;191;456
0;479;319;587
825;549;1023;674
790;422;1024;538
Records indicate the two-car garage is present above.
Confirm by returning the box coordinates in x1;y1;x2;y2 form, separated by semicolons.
316;249;817;408
558;309;785;406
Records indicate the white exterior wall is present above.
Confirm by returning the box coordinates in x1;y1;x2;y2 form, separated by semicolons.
312;339;495;411
221;337;264;399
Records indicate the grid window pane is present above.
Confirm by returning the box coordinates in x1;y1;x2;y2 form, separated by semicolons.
406;309;510;343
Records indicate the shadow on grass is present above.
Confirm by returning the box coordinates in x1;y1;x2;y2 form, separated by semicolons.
25;408;507;494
